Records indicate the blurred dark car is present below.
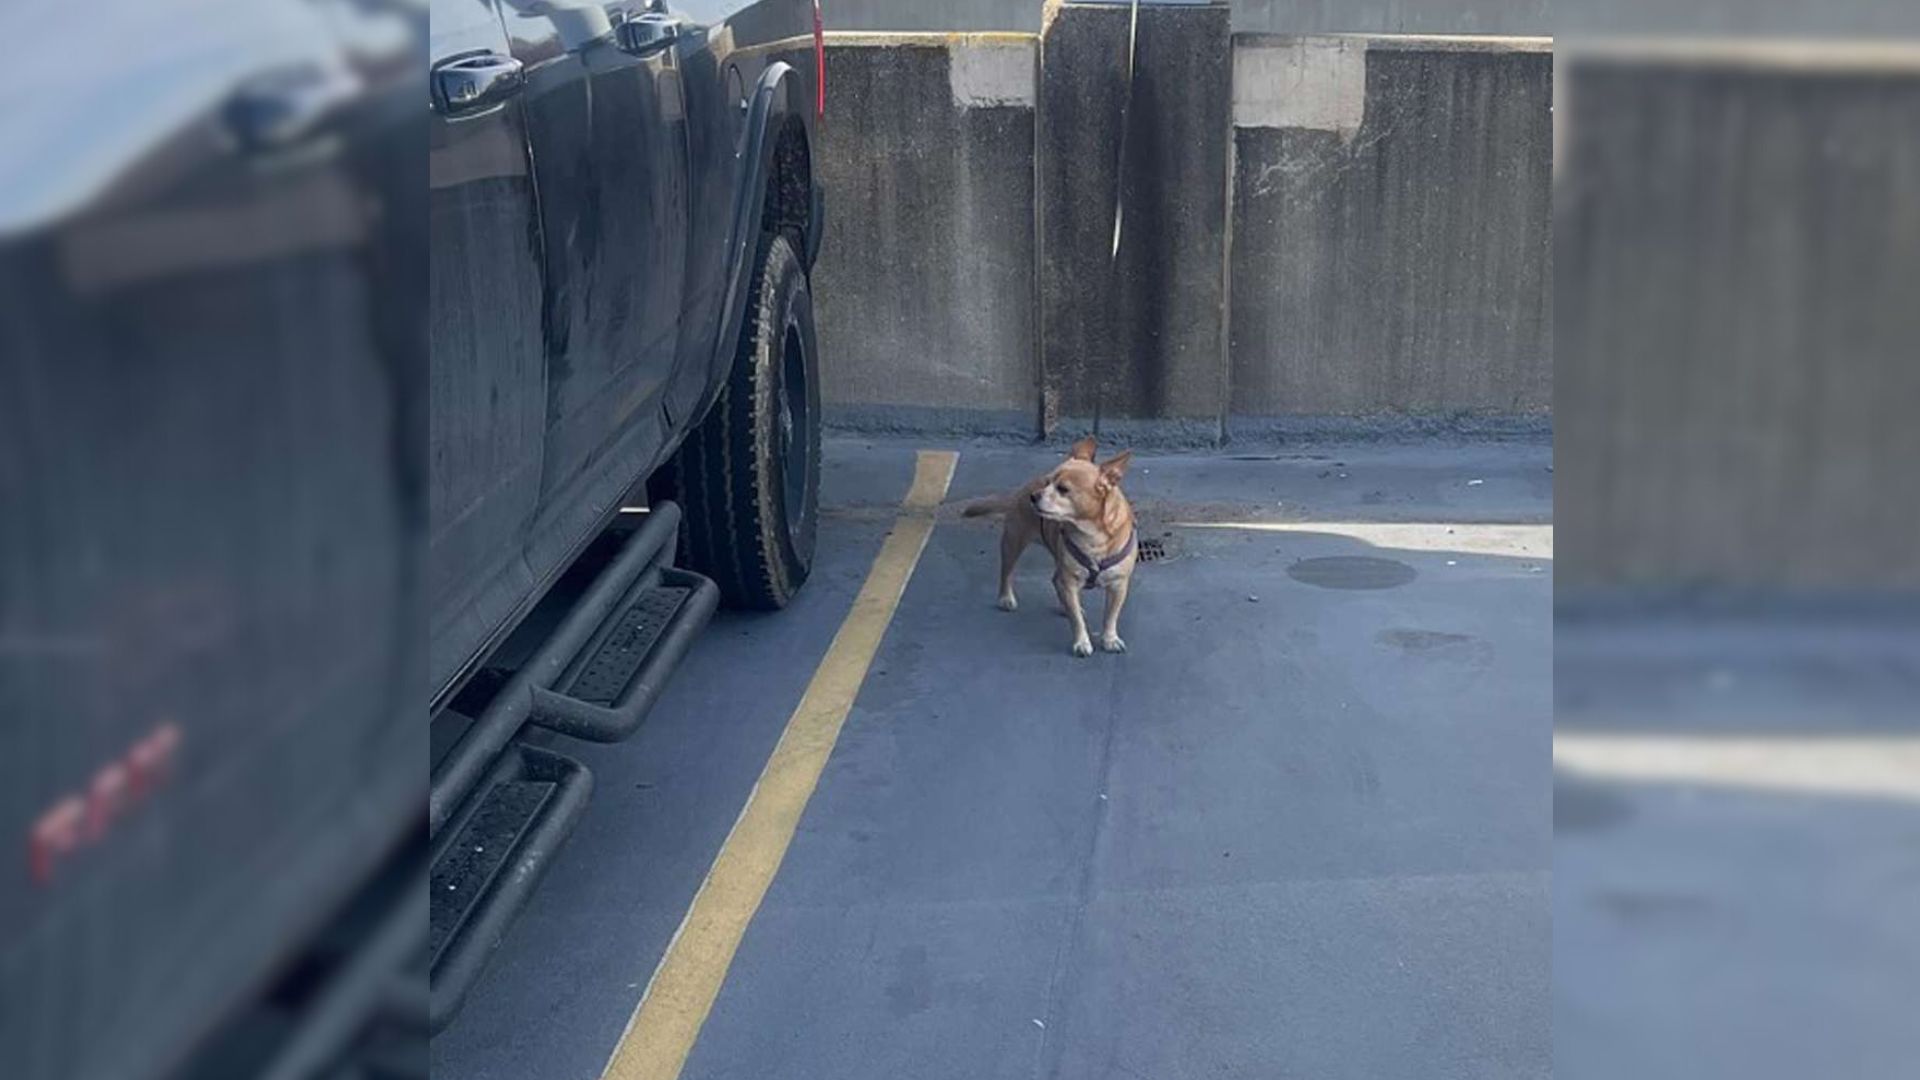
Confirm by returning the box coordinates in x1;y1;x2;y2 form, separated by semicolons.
0;0;824;1074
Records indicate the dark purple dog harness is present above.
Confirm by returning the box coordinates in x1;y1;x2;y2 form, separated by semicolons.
1064;528;1136;589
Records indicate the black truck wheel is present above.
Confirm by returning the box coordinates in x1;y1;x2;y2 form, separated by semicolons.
653;228;819;609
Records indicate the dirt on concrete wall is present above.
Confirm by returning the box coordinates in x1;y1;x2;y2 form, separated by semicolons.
811;21;1553;438
1229;36;1553;423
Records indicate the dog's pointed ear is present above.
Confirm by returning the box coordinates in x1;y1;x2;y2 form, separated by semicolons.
1100;449;1133;483
1068;436;1098;462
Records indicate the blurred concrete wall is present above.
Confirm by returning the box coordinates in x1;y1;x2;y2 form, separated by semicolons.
1557;1;1920;38
811;16;1553;438
1556;46;1920;593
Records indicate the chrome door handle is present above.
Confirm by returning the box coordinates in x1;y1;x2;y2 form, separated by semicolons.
431;51;525;117
227;61;363;150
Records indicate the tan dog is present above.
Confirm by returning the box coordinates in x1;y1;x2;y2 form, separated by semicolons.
964;437;1137;657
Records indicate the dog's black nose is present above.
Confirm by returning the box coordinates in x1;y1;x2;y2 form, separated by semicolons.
1029;491;1042;505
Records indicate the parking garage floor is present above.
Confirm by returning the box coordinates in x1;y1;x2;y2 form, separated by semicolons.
431;435;1553;1080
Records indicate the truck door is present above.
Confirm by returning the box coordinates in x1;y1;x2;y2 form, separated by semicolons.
429;0;549;699
494;0;693;568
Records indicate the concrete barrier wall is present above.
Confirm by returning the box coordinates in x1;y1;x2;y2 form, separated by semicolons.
1232;0;1548;35
823;0;1558;35
1556;47;1920;592
812;23;1554;438
1229;36;1552;425
812;35;1040;435
827;0;1041;33
1039;2;1233;438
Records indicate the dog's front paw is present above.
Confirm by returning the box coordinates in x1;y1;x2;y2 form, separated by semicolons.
1101;633;1127;653
997;593;1018;612
1072;637;1094;658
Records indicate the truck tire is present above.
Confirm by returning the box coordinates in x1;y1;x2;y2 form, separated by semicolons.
653;228;819;609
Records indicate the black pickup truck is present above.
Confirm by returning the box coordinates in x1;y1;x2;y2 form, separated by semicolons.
427;0;826;1035
0;0;824;1074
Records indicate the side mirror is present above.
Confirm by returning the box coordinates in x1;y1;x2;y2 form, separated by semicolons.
617;13;678;57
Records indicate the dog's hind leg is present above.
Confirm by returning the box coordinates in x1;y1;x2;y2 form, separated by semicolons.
997;526;1028;611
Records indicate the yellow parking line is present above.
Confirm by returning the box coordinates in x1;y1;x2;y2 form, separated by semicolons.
599;450;958;1080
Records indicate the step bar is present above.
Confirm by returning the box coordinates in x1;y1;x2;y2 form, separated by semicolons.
529;564;717;741
427;502;718;1030
430;503;703;834
428;742;590;1031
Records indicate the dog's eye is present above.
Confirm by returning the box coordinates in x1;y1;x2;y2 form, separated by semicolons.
1055;483;1068;495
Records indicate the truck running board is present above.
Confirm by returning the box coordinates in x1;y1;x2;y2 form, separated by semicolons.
529;564;718;741
427;501;717;1031
429;742;590;1031
431;502;712;834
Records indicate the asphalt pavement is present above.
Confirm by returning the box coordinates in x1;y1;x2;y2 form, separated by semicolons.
1555;612;1920;1080
431;435;1553;1080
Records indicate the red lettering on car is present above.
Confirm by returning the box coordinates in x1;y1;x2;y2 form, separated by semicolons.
28;720;183;885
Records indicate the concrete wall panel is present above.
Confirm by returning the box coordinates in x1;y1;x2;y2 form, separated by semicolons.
826;0;1043;34
1038;2;1234;433
1229;36;1553;421
812;36;1039;433
1233;0;1549;35
824;0;1561;37
811;26;1552;439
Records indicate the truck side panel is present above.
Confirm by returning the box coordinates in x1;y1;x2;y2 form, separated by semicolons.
666;0;822;434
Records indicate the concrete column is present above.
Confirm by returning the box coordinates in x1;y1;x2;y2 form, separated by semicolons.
1038;1;1233;441
1227;36;1552;430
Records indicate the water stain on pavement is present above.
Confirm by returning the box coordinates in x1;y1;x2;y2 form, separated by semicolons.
1554;774;1638;833
1376;628;1494;666
1289;555;1417;590
1378;628;1471;650
1593;890;1716;925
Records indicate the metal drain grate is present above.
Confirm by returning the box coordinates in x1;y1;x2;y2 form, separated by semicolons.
1137;537;1168;563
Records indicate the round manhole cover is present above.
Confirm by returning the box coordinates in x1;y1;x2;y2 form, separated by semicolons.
1287;555;1417;590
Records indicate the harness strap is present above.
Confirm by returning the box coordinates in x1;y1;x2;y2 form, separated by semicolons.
1065;528;1136;589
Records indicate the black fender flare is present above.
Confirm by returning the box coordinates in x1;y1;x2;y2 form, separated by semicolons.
709;61;818;390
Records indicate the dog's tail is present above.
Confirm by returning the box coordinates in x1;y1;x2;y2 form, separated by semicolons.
962;495;1015;518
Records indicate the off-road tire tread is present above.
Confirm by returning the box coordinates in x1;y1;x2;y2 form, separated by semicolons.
655;228;815;609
